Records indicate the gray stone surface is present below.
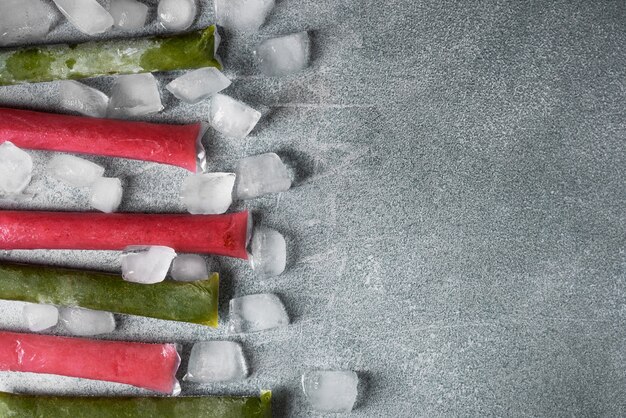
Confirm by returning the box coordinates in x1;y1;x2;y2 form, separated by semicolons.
0;0;625;416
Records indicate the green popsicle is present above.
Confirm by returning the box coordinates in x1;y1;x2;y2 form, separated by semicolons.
0;26;221;85
0;391;272;418
0;263;219;327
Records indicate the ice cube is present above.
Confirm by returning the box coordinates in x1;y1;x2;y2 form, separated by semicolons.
184;341;248;383
0;142;33;196
121;245;177;284
229;293;289;333
256;32;311;76
59;307;116;336
235;153;291;199
58;81;109;118
302;370;359;413
181;173;235;215
23;304;59;332
47;154;105;187
158;0;196;31
166;68;231;104
109;0;148;30
108;73;163;118
248;227;287;277
52;0;113;35
171;254;209;282
208;94;261;139
90;177;123;213
214;0;274;32
0;0;54;46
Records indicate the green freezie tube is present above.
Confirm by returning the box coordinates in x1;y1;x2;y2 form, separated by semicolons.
0;26;221;85
0;263;219;327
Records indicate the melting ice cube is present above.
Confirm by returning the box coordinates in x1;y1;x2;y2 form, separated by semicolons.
302;370;359;413
229;293;289;333
23;304;59;332
58;81;109;118
109;0;149;30
235;152;291;200
256;32;311;76
0;142;33;196
0;0;54;46
47;154;105;187
185;341;248;383
209;94;261;139
108;73;163;118
181;173;235;215
59;307;116;336
121;245;177;284
166;68;231;104
249;227;287;277
158;0;196;31
52;0;113;35
90;177;123;213
214;0;274;32
171;254;209;282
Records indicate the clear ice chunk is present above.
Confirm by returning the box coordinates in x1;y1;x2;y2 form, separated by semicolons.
52;0;113;35
47;154;105;187
256;32;311;76
235;152;291;199
302;370;359;413
181;172;235;215
171;254;209;282
166;68;231;104
228;293;289;333
214;0;274;32
249;227;287;277
184;341;248;383
59;307;116;336
158;0;196;31
109;0;149;30
58;81;109;118
23;304;59;332
208;94;261;139
0;0;54;46
108;73;163;118
90;177;123;213
121;245;177;284
0;142;33;196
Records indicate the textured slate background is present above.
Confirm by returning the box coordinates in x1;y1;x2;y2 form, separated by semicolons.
1;0;626;416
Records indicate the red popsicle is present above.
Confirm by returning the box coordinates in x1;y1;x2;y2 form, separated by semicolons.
0;331;180;394
0;210;250;259
0;107;205;172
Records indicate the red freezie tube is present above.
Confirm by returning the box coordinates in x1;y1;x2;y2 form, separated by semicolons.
0;211;250;259
0;107;205;172
0;331;180;394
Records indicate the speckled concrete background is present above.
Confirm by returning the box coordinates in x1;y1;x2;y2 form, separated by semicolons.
1;0;626;416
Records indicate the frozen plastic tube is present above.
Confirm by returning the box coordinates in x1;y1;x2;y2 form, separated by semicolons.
0;263;219;327
0;332;180;394
0;211;250;259
0;26;221;85
0;107;205;172
0;391;272;418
